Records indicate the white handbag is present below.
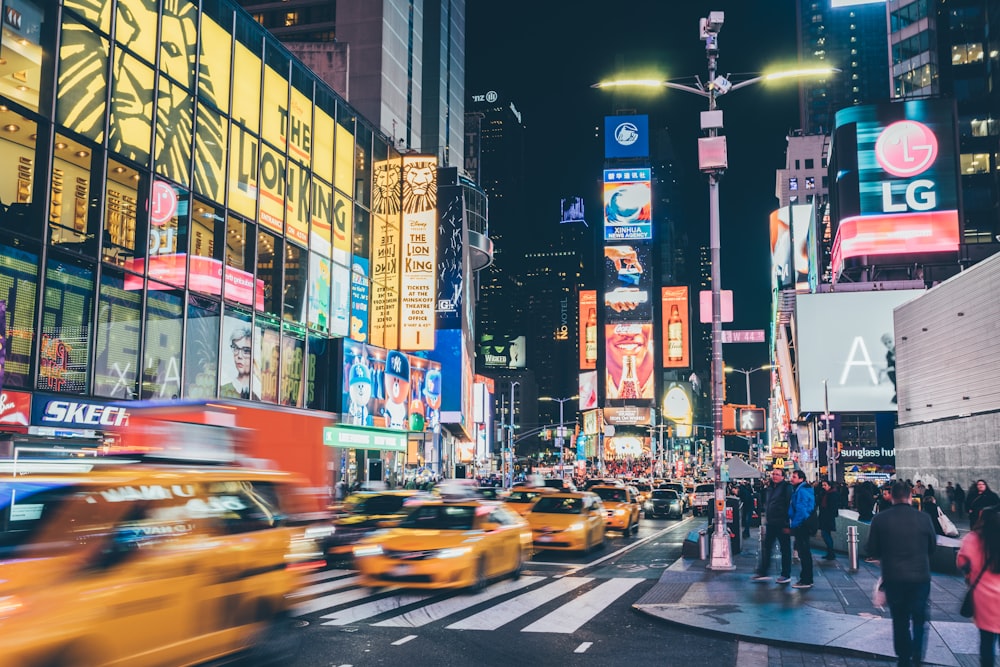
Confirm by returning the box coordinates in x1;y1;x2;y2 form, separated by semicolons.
937;507;960;537
872;576;886;608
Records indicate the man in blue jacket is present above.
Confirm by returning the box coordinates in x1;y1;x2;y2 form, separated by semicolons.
788;469;816;589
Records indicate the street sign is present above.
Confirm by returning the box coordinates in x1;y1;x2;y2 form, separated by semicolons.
720;329;765;343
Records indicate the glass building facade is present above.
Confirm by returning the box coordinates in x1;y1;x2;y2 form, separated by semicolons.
0;0;403;418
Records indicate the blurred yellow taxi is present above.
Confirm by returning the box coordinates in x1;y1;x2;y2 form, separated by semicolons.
590;485;641;534
502;487;554;516
352;499;531;591
0;459;324;667
526;491;606;552
323;490;421;562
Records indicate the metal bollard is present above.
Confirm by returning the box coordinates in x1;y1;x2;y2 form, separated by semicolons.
698;529;709;560
847;525;859;572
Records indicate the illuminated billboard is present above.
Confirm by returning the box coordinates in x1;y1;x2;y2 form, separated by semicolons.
604;242;653;320
579;370;598;410
370;158;401;350
478;335;526;369
830;100;960;278
579;290;597;370
604;435;650;459
796;290;923;412
560;196;585;224
399;155;438;351
604;115;649;159
605;322;655;399
661;286;690;369
342;339;441;432
603;169;652;241
769;205;815;291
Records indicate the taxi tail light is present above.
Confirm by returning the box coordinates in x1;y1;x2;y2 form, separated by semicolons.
0;595;25;619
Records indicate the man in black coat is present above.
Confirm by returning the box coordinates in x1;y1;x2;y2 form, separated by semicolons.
867;481;937;667
751;468;793;584
818;479;840;560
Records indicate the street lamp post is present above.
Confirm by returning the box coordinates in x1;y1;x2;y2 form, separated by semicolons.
593;13;836;571
540;395;579;480
725;365;772;405
507;380;520;489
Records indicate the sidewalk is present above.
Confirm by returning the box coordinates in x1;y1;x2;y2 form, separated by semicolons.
633;528;979;666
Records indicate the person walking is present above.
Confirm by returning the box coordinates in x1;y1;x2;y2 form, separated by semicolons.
857;480;877;521
955;483;967;518
867;481;937;667
788;470;816;588
752;467;793;585
957;506;1000;667
738;481;755;539
819;479;840;560
968;480;1000;529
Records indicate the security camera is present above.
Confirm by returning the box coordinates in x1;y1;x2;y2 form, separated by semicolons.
708;11;725;31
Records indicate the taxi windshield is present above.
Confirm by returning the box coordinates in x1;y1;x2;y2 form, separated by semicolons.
345;494;408;515
0;481;78;552
532;496;583;514
399;504;476;530
593;487;627;503
506;490;538;503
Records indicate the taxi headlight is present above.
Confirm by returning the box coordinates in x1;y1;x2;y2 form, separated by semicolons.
614;509;626;516
644;502;653;510
0;595;24;620
567;522;585;531
353;544;384;558
435;546;473;559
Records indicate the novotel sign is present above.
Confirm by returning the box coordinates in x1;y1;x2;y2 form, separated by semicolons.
830;100;960;277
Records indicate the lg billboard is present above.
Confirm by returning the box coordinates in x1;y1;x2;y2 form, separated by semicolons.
796;290;923;413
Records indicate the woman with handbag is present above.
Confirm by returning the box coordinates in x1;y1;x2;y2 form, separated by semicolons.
957;507;1000;667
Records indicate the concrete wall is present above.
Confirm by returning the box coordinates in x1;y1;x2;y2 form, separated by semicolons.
894;411;1000;491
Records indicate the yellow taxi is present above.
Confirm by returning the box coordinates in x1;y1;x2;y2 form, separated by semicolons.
0;458;325;667
352;498;532;591
590;484;642;534
502;486;555;516
526;491;606;552
323;490;422;562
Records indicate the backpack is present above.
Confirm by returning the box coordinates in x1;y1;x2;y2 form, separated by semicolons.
805;506;819;535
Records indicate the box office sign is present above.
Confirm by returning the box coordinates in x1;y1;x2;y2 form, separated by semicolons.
602;406;652;426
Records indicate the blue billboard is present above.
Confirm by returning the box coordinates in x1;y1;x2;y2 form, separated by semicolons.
605;115;649;159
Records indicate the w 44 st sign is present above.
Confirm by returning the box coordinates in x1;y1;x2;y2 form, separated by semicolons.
720;329;765;344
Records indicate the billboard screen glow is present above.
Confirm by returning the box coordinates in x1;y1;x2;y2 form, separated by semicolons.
603;169;652;241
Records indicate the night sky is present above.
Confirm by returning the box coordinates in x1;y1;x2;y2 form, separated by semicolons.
466;1;802;379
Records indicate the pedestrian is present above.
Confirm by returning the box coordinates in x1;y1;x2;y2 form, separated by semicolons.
967;480;1000;530
857;480;877;521
867;481;937;667
956;506;1000;667
946;482;955;512
738;481;755;539
955;483;967;517
752;467;793;585
819;479;840;560
788;470;816;588
877;483;894;513
922;494;945;537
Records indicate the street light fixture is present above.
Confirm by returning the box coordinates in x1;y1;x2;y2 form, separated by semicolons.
506;380;520;489
593;13;836;571
539;395;579;480
724;364;772;405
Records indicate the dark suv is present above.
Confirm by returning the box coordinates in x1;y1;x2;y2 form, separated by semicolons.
644;489;684;519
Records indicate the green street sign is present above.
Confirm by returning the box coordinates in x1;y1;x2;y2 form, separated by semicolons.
323;425;407;452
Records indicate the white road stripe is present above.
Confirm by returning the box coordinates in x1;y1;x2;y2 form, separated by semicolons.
391;635;417;646
446;577;591;631
575;642;593;653
291;586;373;617
321;592;433;626
521;577;643;633
294;575;362;598
301;568;354;584
374;576;544;627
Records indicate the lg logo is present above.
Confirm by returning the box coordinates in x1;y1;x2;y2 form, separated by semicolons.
614;122;639;147
875;120;940;213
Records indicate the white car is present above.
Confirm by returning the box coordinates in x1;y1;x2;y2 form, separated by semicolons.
691;483;715;516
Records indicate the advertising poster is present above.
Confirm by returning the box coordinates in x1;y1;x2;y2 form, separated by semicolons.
560;196;585;224
579;290;597;370
662;381;694;437
661;286;690;369
257;326;281;404
579;371;598;411
399;155;438;351
350;258;370;342
769;205;814;291
0;300;5;394
343;340;424;432
280;335;306;407
331;262;350;338
604;242;653;320
603;168;652;241
604;435;650;460
409;354;442;433
310;178;333;257
604;115;649;159
220;314;260;400
307;253;331;333
436;182;464;329
796;290;923;412
258;143;286;234
605;322;655;400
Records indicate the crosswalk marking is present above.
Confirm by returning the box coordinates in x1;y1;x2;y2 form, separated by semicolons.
295;575;362;598
302;569;353;584
373;576;544;628
291;585;372;617
445;577;592;631
521;577;643;633
321;592;434;626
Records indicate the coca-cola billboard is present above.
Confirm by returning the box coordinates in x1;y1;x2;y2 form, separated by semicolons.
0;390;31;427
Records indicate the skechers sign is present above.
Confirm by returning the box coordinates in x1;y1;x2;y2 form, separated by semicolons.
605;115;649;159
829;101;960;278
33;397;130;428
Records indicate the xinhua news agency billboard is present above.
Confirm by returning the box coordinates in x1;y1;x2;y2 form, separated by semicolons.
796;290;922;413
603;169;652;241
830;100;960;277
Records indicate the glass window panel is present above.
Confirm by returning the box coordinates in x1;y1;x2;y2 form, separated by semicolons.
354;123;371;207
0;241;39;389
115;0;157;64
0;111;40;237
287;159;309;247
961;153;991;174
219;309;258;400
280;333;305;407
184;295;220;399
104;159;140;266
193;102;227;204
256;319;280;403
228;124;257;219
313;89;334;183
256;229;280;316
353;204;370;263
64;0;112;33
143;180;188;289
232;17;262;132
283;242;306;324
307;252;330;333
159;0;198;90
56;19;108;143
0;0;44;111
310;177;332;257
190;199;223;297
334;119;354;197
198;0;232;113
142;282;183;399
223;216;259;308
155;76;193;186
258;140;285;235
225;215;249;273
305;334;331;410
38;255;94;394
110;49;154;165
262;54;289;151
93;270;140;399
50;134;100;253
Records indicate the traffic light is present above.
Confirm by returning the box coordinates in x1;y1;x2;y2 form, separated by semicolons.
736;407;765;432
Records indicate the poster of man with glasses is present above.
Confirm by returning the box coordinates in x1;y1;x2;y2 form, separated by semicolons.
219;320;261;400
